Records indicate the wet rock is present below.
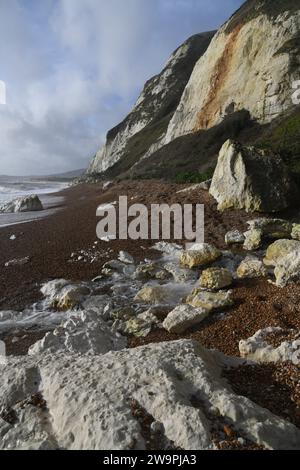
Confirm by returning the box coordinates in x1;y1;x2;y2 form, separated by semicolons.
134;263;170;281
118;251;135;264
0;195;43;213
264;239;300;266
199;268;232;290
1;340;300;450
102;259;134;275
29;311;126;355
186;289;233;311
52;286;90;311
209;140;294;213
243;229;263;251
134;286;168;304
237;257;268;279
239;327;300;364
180;244;221;268
225;230;245;245
164;262;197;283
163;305;209;333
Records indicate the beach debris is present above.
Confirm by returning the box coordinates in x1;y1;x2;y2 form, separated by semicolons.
118;251;135;264
1;340;300;450
236;257;268;279
180;244;221;268
5;256;30;267
0;195;43;213
199;268;233;290
102;181;113;191
163;304;209;334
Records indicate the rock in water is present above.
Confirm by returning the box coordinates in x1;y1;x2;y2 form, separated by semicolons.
0;195;43;213
1;340;300;450
180;244;221;268
209;140;294;212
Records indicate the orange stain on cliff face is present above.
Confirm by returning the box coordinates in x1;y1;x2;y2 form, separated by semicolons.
195;25;242;131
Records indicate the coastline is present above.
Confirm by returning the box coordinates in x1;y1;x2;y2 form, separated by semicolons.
1;180;299;357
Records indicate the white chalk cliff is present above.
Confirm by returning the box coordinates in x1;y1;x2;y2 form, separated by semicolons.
87;0;300;178
165;1;300;143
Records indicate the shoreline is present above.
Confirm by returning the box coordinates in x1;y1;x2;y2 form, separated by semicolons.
1;179;299;357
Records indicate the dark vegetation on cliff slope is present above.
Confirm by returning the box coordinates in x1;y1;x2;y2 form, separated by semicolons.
101;107;300;184
225;0;299;34
113;110;257;180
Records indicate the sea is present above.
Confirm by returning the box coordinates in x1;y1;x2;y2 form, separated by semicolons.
0;177;68;227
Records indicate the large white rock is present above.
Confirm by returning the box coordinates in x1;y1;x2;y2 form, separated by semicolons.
239;327;300;364
1;340;300;450
28;311;126;356
163;305;209;333
209;140;294;212
0;195;43;213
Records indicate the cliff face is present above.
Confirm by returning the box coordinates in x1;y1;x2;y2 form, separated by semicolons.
87;32;215;174
87;0;300;180
165;0;300;143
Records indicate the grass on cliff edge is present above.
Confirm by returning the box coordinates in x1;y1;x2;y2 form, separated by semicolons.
255;107;300;181
225;0;299;34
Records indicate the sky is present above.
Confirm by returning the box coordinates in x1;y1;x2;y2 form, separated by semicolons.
0;0;244;176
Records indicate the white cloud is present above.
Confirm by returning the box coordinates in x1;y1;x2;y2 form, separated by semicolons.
0;0;243;175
